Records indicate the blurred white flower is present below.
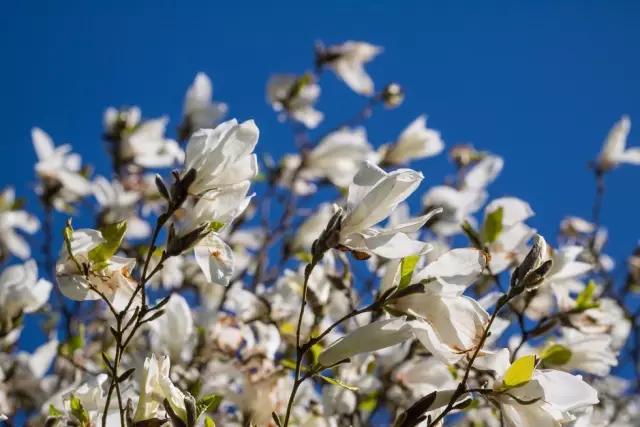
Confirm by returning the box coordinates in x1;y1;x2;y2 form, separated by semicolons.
0;260;52;325
0;187;39;260
93;176;150;239
267;74;323;128
181;72;228;137
318;41;382;95
380;115;444;165
134;354;170;422
542;328;617;376
597;115;640;171
149;293;195;361
121;116;184;168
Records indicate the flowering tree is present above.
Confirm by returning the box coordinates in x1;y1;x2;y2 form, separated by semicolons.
1;40;640;427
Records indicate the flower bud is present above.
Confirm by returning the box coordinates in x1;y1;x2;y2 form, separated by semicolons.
381;83;404;108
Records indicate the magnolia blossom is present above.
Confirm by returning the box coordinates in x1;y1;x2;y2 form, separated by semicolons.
338;161;436;258
183;119;259;195
291;203;333;252
294;127;377;190
55;227;139;310
388;248;490;363
422;185;486;237
134;354;171;422
380;115;444;165
541;328;617;376
267;74;323;128
0;260;52;325
32;127;91;211
0;187;39;260
121;116;184;168
93;176;150;239
318;41;382;95
487;350;599;427
149;294;195;361
182;72;228;134
596;115;640;170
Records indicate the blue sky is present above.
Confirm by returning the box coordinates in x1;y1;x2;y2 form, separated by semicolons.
2;1;639;286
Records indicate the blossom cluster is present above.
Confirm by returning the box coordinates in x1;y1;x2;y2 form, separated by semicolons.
1;40;640;427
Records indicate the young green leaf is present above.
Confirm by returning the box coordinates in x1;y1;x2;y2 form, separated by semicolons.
575;281;599;310
481;206;503;244
540;344;572;366
502;354;537;388
317;374;359;391
88;220;127;269
399;255;420;289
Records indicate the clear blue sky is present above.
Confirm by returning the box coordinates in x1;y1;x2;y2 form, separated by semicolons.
2;1;639;282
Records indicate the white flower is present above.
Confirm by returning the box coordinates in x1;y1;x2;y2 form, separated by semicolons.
339;162;435;258
182;72;228;135
55;227;139;311
0;187;40;260
422;185;486;237
0;260;52;324
597;115;640;170
291;203;333;252
32;128;91;210
103;106;141;136
462;154;504;191
488;350;599;427
303;127;377;188
318;317;414;367
542;328;617;376
149;294;195;361
183;119;259;195
381;115;444;165
63;373;123;426
267;74;323;128
319;41;382;95
194;232;235;286
134;354;170;422
121;116;184;168
93;176;150;239
392;248;490;363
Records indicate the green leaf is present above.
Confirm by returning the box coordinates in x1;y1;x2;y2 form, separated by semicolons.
88;220;127;269
204;416;216;427
69;394;90;426
59;325;85;356
281;359;297;370
575;281;599;310
317;374;359;391
503;355;537;388
196;394;222;417
294;251;313;264
208;221;225;232
540;344;572;366
481;206;503;244
399;255;420;289
358;392;379;412
48;404;64;417
63;219;83;272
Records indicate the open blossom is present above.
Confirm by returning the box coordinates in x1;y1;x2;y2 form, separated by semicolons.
32;127;92;211
0;260;52;327
55;226;139;310
596;115;640;171
149;293;195;361
183;119;259;195
540;328;617;376
93;176;150;239
380;115;444;165
123;116;184;169
338;161;436;258
295;127;377;190
267;74;323;128
181;72;228;138
486;350;599;427
0;187;39;260
317;41;382;95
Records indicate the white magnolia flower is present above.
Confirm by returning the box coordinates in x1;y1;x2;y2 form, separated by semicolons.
542;328;617;376
380;115;444;165
0;187;39;260
93;176;150;239
121;116;184;168
134;354;170;422
339;162;435;258
0;260;52;324
483;197;536;274
318;317;414;367
462;154;504;191
597;115;640;170
391;248;490;363
55;227;139;310
302;127;377;189
32;128;92;210
291;203;333;252
267;74;323;128
319;41;382;95
149;293;195;361
103;106;141;136
487;350;599;427
182;72;228;136
183;119;259;195
63;373;123;426
422;185;486;237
